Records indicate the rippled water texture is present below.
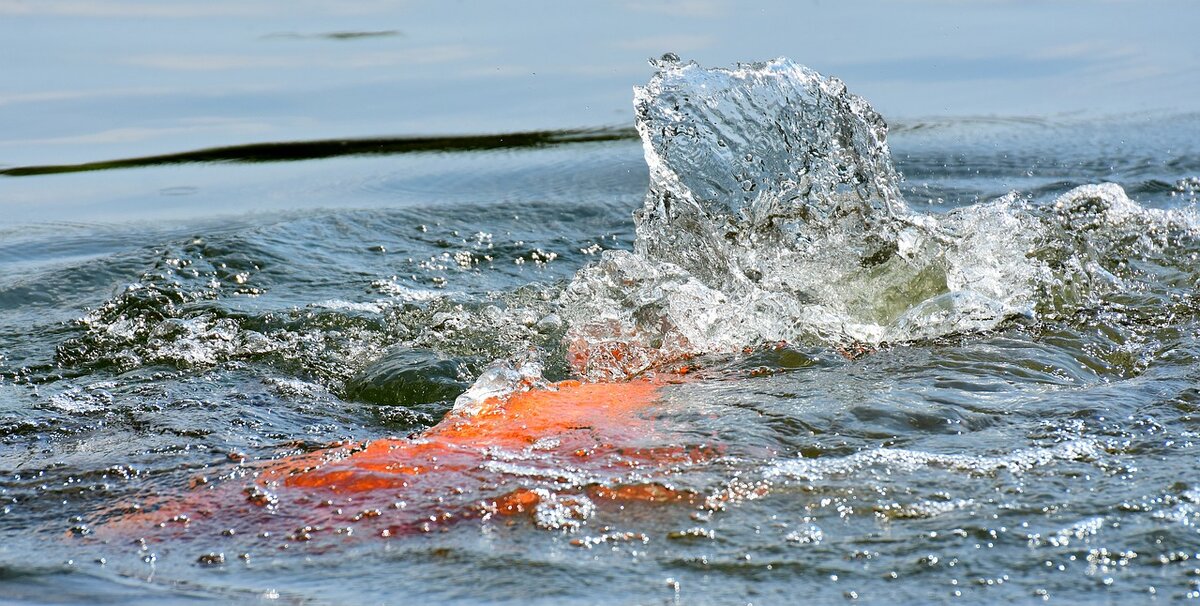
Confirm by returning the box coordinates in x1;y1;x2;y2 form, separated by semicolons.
5;52;1200;605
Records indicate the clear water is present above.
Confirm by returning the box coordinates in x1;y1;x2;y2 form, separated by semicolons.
4;3;1200;605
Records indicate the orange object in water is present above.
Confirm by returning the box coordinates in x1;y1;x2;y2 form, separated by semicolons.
101;376;710;543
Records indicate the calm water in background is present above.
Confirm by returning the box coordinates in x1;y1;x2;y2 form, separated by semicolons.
3;1;1200;604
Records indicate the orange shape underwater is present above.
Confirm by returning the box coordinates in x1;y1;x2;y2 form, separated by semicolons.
100;376;710;542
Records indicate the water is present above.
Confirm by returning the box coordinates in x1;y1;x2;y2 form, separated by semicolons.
5;3;1200;604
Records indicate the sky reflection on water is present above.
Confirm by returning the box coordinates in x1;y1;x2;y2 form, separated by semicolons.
1;0;1198;166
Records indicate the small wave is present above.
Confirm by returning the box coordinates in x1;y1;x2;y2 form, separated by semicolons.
764;439;1102;481
0;128;637;177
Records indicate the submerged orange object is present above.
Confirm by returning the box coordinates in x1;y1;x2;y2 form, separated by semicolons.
102;376;710;542
271;379;673;488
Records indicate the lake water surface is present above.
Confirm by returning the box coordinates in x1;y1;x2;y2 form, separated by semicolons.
3;2;1200;604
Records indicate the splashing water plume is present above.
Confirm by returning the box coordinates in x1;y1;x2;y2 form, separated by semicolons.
561;56;1196;379
51;57;1198;398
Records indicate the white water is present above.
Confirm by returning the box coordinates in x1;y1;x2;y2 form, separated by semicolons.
559;57;1197;380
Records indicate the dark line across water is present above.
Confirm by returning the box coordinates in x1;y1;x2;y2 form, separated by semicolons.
0;127;638;177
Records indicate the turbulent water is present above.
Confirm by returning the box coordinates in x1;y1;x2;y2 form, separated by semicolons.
3;57;1200;604
564;57;1197;381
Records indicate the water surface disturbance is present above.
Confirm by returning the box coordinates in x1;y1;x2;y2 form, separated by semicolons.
4;57;1200;605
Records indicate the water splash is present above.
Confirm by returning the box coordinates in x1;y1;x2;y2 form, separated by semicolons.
48;58;1200;396
450;353;546;415
561;57;1199;380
